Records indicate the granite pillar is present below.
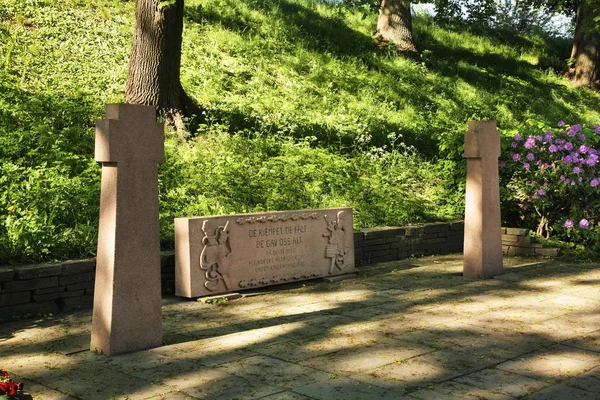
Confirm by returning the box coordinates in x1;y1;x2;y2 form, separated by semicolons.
90;104;164;356
463;120;503;278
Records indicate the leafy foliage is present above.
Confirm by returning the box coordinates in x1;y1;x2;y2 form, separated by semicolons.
1;0;599;263
501;121;600;251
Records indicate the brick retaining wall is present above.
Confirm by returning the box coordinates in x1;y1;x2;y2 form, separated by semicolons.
354;221;465;265
0;221;558;322
502;227;560;257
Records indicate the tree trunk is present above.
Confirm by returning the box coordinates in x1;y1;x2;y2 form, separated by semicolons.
125;0;188;129
570;1;600;90
375;0;418;55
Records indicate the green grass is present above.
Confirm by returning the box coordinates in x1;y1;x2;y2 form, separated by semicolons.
0;0;598;263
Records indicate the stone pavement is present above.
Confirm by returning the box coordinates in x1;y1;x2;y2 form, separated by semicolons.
3;254;600;399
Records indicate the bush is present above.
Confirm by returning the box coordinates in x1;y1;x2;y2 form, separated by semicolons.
501;121;600;251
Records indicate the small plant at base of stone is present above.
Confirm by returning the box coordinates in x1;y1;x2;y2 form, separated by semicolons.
203;297;229;306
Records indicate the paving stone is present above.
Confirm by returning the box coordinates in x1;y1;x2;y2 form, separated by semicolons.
219;355;330;390
377;312;467;335
524;382;598;399
326;319;388;337
145;391;199;400
571;287;600;301
524;317;600;341
410;322;551;357
10;374;79;400
464;300;558;323
161;329;197;346
40;363;170;400
408;380;517;400
563;330;600;352
563;372;600;393
494;273;522;282
454;368;550;397
164;367;282;399
299;339;435;374
350;356;463;390
388;329;453;349
2;353;77;381
334;304;399;319
125;358;212;382
251;332;384;362
41;332;90;355
293;313;358;333
292;375;407;400
415;347;509;375
0;321;83;357
496;345;600;381
258;391;315;399
151;336;258;367
76;347;168;371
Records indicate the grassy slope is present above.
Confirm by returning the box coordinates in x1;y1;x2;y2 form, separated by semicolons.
0;0;598;263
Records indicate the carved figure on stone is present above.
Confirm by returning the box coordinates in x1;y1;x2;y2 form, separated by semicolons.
323;211;348;274
199;220;232;291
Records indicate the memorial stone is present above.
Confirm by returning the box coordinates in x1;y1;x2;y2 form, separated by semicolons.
175;208;355;298
90;104;164;356
463;120;503;278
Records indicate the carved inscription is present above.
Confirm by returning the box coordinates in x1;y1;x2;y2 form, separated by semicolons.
247;223;310;279
175;208;354;298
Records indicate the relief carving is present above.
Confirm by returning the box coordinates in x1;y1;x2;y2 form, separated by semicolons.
323;211;349;274
199;220;232;291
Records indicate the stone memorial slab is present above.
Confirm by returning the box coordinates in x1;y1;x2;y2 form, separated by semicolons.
463;120;503;278
90;104;164;356
175;208;355;298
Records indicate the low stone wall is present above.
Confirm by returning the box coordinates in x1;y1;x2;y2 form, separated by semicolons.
0;221;559;322
0;221;463;321
354;221;465;265
502;227;560;257
0;259;96;321
0;255;178;322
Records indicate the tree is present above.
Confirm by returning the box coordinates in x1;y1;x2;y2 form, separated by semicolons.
432;0;600;91
343;0;418;55
125;0;199;130
569;1;600;89
375;0;419;54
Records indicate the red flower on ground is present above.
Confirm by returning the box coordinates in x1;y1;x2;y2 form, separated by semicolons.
0;369;23;396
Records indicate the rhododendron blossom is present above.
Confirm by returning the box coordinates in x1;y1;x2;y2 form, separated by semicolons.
502;121;600;243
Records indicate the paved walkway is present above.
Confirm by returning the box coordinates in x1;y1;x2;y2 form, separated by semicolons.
2;255;600;399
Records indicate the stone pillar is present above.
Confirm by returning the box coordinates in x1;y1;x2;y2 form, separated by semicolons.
91;104;164;356
463;120;503;278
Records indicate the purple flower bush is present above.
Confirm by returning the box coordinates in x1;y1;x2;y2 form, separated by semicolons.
501;122;600;248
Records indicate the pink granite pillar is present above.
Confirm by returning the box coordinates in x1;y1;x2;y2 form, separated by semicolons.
90;104;164;356
463;120;503;278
